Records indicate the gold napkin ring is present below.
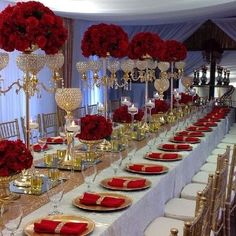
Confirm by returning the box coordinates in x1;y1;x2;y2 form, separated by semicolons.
55;222;65;233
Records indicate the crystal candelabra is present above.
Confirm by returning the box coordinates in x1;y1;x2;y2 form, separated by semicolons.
0;51;65;148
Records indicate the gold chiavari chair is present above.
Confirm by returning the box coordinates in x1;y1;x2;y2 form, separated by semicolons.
56;106;66;130
87;104;98;115
144;174;214;236
73;106;86;118
42;112;59;137
210;159;229;235
224;144;236;236
20;114;42;142
0;119;20;140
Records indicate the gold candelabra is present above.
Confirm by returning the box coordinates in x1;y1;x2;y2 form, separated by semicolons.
0;51;65;148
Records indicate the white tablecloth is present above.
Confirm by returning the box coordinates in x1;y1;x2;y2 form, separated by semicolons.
9;109;235;236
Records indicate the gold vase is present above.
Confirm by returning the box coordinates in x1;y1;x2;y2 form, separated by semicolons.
79;139;103;162
0;174;20;202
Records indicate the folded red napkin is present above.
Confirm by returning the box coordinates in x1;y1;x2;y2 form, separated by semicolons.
108;178;146;188
34;219;87;234
33;144;48;152
177;131;204;137
148;153;179;160
47;137;64;144
198;118;220;122
173;136;200;143
186;126;211;132
129;164;163;172
79;192;125;208
162;144;191;150
194;122;217;127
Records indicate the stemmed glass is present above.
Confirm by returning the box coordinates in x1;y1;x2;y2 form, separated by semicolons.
109;152;122;175
127;142;137;163
3;204;23;236
146;132;157;153
37;131;47;151
46;179;64;215
81;163;97;191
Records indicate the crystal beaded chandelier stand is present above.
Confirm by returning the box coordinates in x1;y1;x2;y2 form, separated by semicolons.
0;51;64;148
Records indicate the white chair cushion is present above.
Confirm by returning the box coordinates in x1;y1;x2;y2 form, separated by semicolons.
229;130;236;135
144;217;184;236
224;134;236;139
221;137;235;144
192;171;209;184
181;183;206;200
200;163;216;173
211;148;228;155
164;198;196;221
206;154;218;164
217;143;234;150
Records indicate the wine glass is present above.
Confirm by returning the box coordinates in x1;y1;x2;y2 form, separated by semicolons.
146;132;157;153
3;204;23;236
37;131;47;151
126;141;137;163
46;179;64;215
109;152;122;175
81;163;97;191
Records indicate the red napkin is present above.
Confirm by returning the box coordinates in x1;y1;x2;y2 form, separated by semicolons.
129;164;163;172
33;144;48;152
186;126;211;132
162;144;191;150
108;178;146;188
177;131;204;137
79;192;125;208
173;136;200;143
47;137;64;144
148;153;179;160
34;219;87;234
198;118;220;122
194;122;217;127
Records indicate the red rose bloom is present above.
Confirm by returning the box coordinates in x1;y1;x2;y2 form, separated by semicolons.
0;139;33;177
81;23;128;58
113;105;144;123
159;40;187;62
0;1;68;54
128;32;163;60
78;115;113;140
175;93;198;105
151;99;170;114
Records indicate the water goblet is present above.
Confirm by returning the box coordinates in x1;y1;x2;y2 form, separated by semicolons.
37;131;47;151
109;152;122;175
46;179;64;215
81;163;97;191
127;142;137;163
4;204;23;236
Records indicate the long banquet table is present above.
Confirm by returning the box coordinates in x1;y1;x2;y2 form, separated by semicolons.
5;108;235;236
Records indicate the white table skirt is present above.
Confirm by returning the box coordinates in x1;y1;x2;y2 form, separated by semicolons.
9;109;235;236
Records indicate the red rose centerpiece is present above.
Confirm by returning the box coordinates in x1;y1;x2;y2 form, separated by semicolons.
151;99;170;114
0;1;68;54
113;105;144;123
0;139;33;199
81;23;128;58
176;92;198;105
128;32;163;60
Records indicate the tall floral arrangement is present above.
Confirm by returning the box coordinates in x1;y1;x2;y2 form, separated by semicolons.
175;92;198;105
151;99;170;114
81;23;129;58
0;1;68;54
158;40;187;62
78;115;113;140
113;105;144;123
0;140;33;177
128;32;163;60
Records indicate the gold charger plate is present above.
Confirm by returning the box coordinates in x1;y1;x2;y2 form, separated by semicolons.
73;192;132;212
158;144;193;152
145;152;182;162
100;176;151;191
23;214;95;236
169;137;201;144
125;163;168;175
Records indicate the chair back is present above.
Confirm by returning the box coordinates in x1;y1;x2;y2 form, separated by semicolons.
0;119;20;140
21;115;42;142
74;106;86;118
57;106;66;129
87;104;98;115
211;159;229;233
216;145;230;171
42;112;59;136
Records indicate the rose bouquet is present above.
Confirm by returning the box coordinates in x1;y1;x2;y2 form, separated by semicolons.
176;92;198;105
0;1;68;54
81;23;128;58
78;115;113;140
158;40;187;62
113;105;144;123
128;32;163;60
0;139;33;177
151;99;170;114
